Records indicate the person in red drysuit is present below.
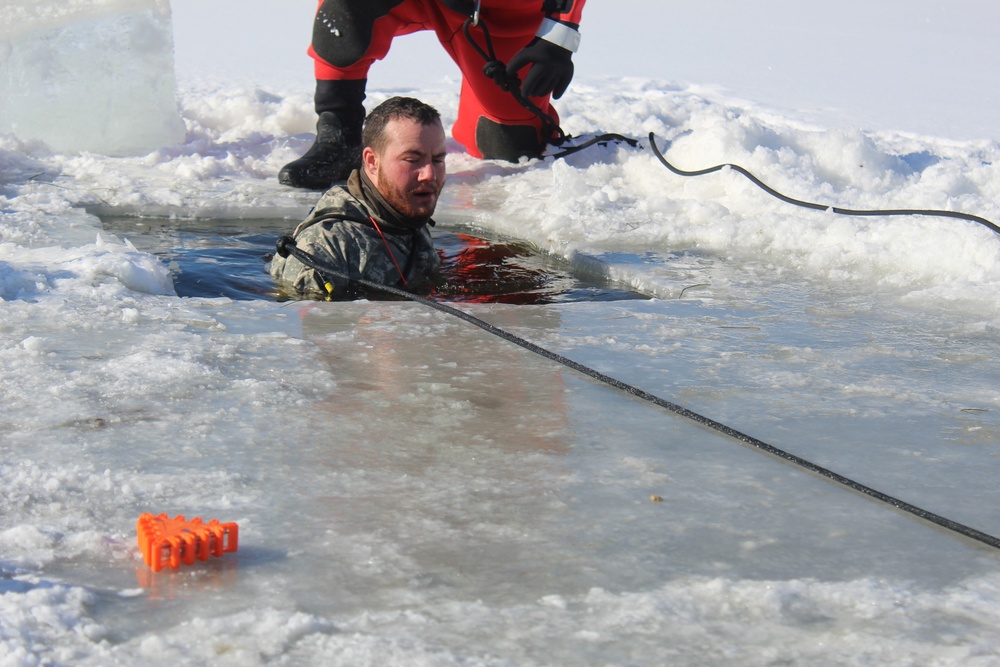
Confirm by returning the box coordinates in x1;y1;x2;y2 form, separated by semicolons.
280;0;585;190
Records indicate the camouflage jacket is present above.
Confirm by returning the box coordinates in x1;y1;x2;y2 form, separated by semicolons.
270;170;439;297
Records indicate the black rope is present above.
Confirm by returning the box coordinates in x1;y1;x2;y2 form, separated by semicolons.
547;132;640;159
275;235;1000;552
648;132;1000;236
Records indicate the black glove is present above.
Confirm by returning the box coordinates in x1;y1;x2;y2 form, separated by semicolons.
439;0;475;16
506;36;575;99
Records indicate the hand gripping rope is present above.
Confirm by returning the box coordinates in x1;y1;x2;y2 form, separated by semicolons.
461;12;644;158
275;235;1000;552
461;15;567;148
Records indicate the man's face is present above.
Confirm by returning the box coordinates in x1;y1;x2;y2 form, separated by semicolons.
363;117;447;221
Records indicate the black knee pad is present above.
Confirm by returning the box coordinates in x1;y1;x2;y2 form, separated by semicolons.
312;0;405;68
475;117;544;162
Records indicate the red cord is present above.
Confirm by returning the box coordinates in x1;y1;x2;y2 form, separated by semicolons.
367;214;408;287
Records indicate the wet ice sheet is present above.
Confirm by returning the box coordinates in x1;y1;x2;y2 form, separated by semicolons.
4;192;1000;665
3;290;1000;664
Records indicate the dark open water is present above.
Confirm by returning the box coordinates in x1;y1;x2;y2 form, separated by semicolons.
99;216;645;304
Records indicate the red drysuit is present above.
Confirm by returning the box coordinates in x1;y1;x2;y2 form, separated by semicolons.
307;0;586;158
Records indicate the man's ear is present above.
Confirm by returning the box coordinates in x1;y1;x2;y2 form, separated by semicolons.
362;146;379;179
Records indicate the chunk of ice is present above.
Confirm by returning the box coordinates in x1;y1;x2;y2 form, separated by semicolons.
0;0;185;155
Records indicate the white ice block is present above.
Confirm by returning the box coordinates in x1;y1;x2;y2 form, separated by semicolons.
0;0;186;155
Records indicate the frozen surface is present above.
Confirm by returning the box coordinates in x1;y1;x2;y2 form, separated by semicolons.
2;0;1000;664
0;0;185;155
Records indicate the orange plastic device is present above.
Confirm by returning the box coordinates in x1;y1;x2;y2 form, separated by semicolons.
136;513;239;572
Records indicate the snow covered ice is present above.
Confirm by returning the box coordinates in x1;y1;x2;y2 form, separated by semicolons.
2;1;1000;664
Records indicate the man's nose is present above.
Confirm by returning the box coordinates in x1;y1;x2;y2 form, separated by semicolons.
416;161;436;181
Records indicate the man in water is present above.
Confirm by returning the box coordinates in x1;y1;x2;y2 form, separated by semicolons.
270;96;445;297
279;0;585;190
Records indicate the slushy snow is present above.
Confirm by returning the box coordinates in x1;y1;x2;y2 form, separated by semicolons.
2;1;1000;665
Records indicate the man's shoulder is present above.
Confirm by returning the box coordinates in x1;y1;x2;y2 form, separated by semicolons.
291;183;372;239
314;183;368;216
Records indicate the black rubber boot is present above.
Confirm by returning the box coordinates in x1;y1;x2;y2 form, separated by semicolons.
279;79;366;190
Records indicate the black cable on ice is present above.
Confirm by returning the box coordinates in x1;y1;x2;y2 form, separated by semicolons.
275;235;1000;552
648;132;1000;236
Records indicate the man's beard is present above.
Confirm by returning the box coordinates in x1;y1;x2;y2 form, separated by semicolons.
377;172;438;222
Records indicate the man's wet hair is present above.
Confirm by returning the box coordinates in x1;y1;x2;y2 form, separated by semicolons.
362;96;442;154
